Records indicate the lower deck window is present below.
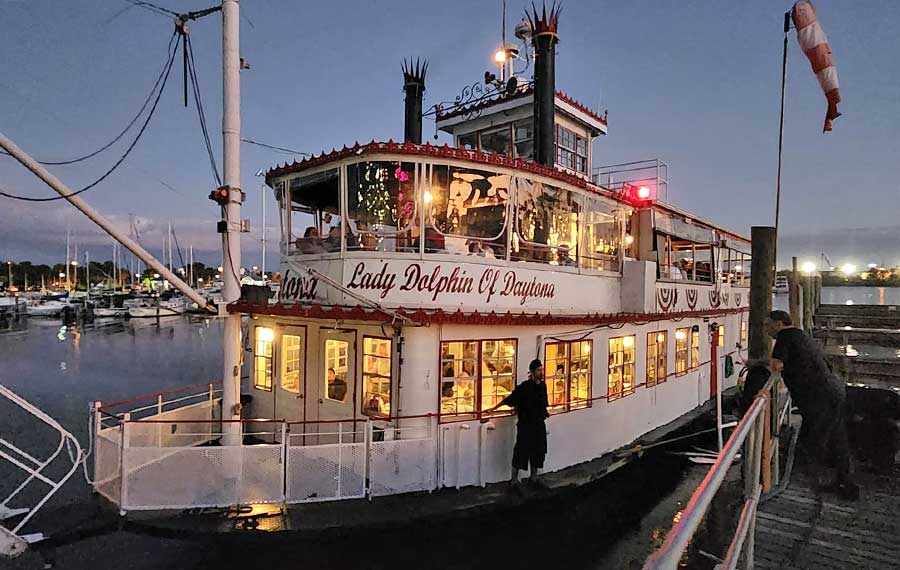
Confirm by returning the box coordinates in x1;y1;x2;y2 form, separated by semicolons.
281;334;302;393
545;340;592;412
362;337;392;416
440;339;516;417
691;329;700;370
647;332;667;386
608;336;635;400
254;327;274;391
675;328;689;376
325;339;350;403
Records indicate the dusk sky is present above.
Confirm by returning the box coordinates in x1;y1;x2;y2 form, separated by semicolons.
1;0;898;270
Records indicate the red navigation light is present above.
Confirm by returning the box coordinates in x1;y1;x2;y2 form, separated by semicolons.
209;186;230;206
622;182;653;205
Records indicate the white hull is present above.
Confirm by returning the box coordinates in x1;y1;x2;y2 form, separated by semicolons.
127;303;186;318
94;307;128;318
26;302;67;317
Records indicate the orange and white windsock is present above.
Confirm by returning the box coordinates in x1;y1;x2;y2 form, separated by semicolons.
791;1;841;132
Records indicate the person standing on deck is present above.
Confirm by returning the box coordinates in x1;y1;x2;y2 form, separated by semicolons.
485;359;549;489
765;310;859;499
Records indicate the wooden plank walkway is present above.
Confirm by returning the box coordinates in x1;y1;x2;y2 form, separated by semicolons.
755;468;900;569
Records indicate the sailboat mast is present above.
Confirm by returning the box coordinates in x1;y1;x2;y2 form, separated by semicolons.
221;0;243;442
65;227;70;291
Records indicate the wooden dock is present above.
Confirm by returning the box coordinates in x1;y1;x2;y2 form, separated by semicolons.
755;466;900;569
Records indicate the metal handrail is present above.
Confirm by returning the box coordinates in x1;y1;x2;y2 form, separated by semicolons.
642;375;779;570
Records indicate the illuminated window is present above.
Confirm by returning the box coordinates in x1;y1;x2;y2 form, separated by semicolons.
718;325;726;347
429;165;509;256
281;334;302;393
675;328;690;376
545;340;592;412
740;320;748;344
254;327;274;391
324;339;350;403
514;179;580;266
579;195;622;272
647;332;668;386
691;329;700;370
362;337;392;417
608;336;636;401
347;161;416;251
440;340;516;418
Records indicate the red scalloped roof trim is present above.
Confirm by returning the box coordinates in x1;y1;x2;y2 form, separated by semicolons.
555;90;608;126
229;302;747;326
265;140;614;199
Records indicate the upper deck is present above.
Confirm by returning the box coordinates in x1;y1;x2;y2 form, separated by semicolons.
264;142;751;316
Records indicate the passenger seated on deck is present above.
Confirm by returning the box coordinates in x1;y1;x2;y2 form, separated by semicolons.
326;368;347;402
297;227;325;254
556;244;577;267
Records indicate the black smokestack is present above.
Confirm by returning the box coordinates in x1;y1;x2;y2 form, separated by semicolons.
527;2;560;167
402;58;427;144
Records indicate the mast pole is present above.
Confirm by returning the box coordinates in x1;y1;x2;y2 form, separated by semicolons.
261;182;266;277
189;245;194;287
220;0;243;441
65;228;70;292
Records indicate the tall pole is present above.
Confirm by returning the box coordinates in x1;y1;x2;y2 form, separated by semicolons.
65;228;70;292
774;12;790;257
189;245;194;287
221;0;243;442
261;183;266;277
85;251;90;295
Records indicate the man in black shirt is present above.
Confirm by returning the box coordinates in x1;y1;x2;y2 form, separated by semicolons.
485;358;549;488
766;310;858;499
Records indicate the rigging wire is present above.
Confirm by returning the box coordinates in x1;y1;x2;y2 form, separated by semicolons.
171;224;187;269
241;138;310;157
122;0;177;18
0;33;178;166
0;31;180;203
186;34;222;186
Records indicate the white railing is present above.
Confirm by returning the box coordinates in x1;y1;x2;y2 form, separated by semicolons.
92;404;441;511
642;375;791;570
1;384;84;558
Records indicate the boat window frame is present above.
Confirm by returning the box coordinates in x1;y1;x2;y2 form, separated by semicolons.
438;338;517;422
607;335;636;401
647;331;668;387
361;335;393;418
545;339;593;413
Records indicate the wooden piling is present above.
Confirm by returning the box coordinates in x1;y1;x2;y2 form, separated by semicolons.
789;256;801;326
802;274;813;331
749;227;776;362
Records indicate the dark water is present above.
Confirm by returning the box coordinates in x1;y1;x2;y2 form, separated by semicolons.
1;315;721;570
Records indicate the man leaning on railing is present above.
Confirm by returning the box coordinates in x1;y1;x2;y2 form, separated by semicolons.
751;310;859;500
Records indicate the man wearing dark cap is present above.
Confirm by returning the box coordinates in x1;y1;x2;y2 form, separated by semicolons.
765;310;858;499
485;358;549;488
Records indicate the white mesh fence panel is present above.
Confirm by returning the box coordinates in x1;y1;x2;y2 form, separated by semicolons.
125;401;219;448
94;429;122;505
122;446;241;510
285;436;366;503
240;445;283;504
369;422;436;497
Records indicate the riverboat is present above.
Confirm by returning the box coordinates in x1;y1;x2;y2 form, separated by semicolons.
89;5;751;514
